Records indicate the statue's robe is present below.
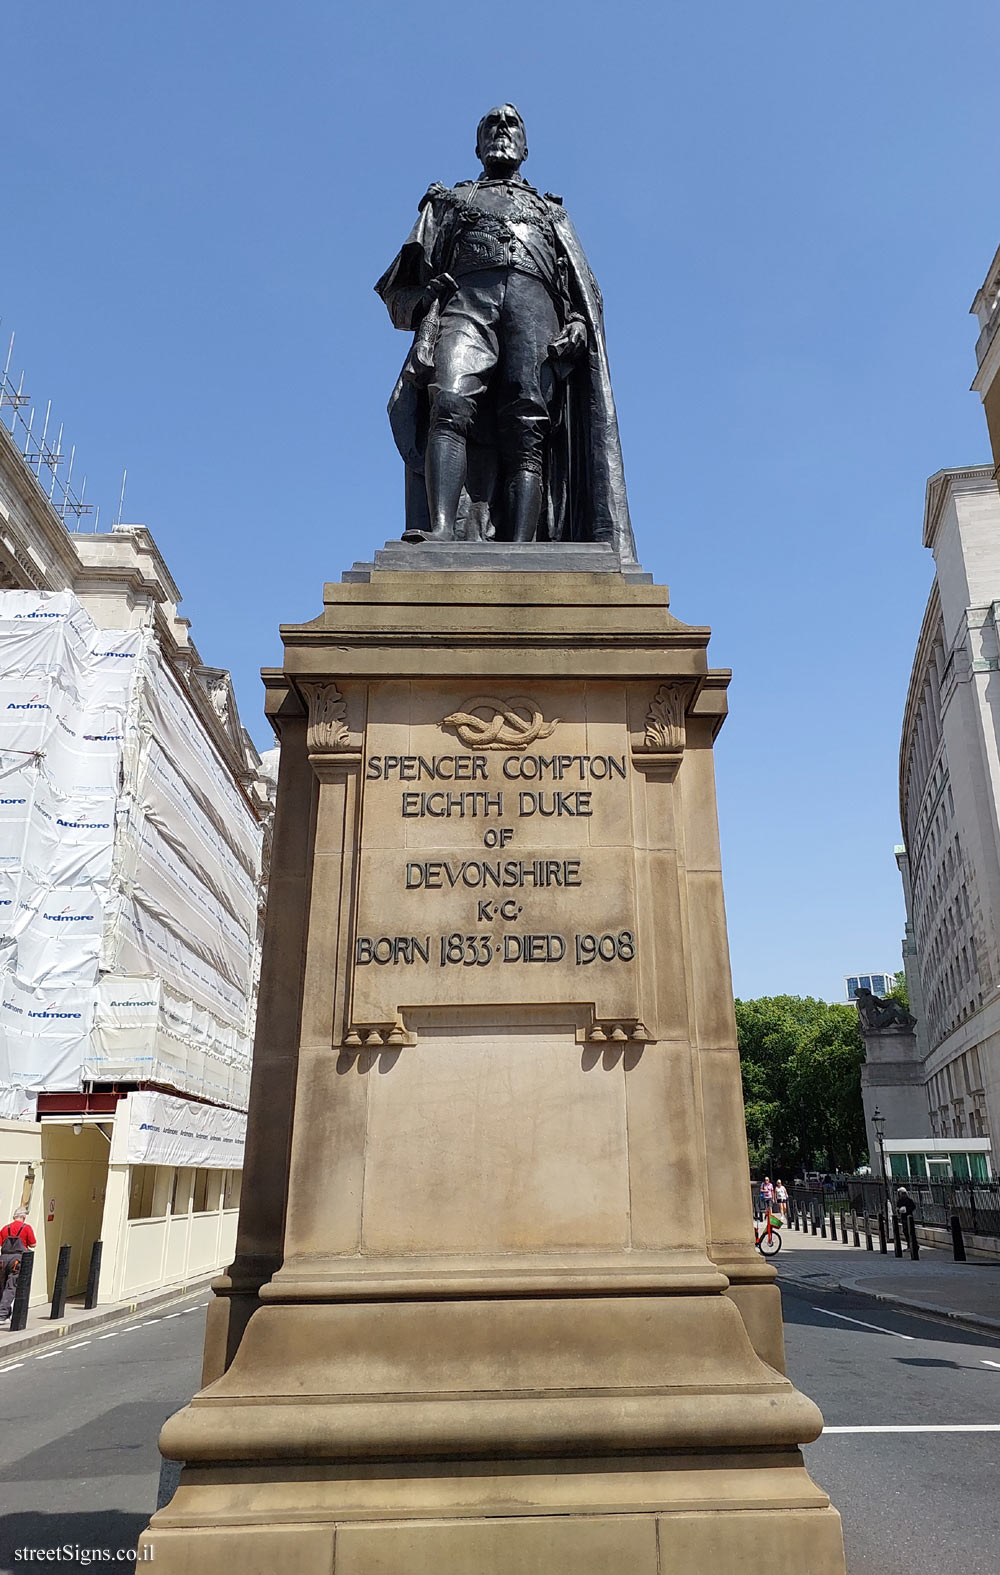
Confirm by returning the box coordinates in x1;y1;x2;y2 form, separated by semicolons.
375;180;637;562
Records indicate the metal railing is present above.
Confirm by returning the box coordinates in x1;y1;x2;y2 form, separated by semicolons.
845;1178;1000;1239
754;1179;1000;1235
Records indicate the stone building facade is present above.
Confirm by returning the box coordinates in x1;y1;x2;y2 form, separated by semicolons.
0;414;273;1308
971;241;1000;477
896;466;1000;1174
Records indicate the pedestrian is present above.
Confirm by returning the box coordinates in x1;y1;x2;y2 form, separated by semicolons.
895;1186;917;1229
775;1179;789;1221
0;1207;36;1324
759;1176;774;1219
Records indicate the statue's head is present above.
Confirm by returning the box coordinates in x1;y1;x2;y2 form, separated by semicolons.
476;104;527;177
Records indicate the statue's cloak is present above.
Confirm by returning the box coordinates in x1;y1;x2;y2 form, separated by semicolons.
375;182;636;562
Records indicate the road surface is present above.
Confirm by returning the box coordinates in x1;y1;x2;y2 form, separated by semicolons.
1;1280;998;1572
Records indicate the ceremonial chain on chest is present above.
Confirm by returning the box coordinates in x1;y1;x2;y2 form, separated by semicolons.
448;187;556;244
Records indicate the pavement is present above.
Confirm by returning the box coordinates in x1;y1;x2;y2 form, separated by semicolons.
0;1285;208;1574
0;1271;217;1358
776;1221;1000;1331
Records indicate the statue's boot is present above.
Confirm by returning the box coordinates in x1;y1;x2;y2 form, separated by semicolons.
423;428;466;541
509;469;543;543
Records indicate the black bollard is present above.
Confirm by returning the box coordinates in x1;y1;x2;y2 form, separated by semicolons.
9;1250;34;1332
892;1214;903;1258
820;1209;827;1239
907;1215;920;1261
950;1214;967;1262
840;1212;848;1244
852;1211;861;1247
811;1205;818;1236
877;1214;887;1254
864;1212;873;1251
49;1244;72;1320
84;1240;102;1310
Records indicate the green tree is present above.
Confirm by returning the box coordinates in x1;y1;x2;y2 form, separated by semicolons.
887;969;909;1010
734;995;867;1176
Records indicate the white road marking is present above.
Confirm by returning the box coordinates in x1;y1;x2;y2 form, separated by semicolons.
67;1341;90;1349
165;1312;181;1318
981;1360;1000;1369
824;1424;1000;1434
0;1362;25;1372
810;1306;914;1339
35;1350;60;1359
97;1332;119;1340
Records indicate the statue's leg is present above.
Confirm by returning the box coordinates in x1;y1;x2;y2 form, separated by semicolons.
424;419;469;541
426;279;500;541
497;274;560;543
508;469;543;543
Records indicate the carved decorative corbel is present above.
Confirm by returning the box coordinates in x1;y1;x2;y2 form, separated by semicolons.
644;682;687;753
630;681;693;781
300;681;350;753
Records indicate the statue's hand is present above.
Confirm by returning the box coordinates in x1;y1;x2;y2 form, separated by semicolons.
420;273;457;312
549;317;587;363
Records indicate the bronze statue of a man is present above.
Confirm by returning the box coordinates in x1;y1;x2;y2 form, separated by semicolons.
376;105;636;559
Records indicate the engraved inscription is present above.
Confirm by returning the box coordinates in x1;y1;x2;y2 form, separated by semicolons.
352;707;642;1028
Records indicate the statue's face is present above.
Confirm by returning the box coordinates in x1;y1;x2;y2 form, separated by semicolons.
477;106;527;176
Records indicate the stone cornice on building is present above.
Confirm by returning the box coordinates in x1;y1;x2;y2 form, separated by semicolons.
971;329;1000;407
971;240;1000;392
922;466;997;550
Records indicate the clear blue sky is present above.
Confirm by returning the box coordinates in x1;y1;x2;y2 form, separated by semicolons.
5;2;998;1002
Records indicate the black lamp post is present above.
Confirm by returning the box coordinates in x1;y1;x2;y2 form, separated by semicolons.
872;1106;888;1218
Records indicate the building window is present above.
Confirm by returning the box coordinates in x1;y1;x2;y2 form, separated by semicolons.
889;1155;909;1180
222;1170;242;1210
128;1165;158;1221
170;1168;193;1215
192;1169;213;1213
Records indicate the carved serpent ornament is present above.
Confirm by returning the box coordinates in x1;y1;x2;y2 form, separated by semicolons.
442;696;559;750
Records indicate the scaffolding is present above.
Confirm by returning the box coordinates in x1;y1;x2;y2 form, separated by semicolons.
0;327;120;532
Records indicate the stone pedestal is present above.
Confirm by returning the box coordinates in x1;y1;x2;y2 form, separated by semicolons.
860;1022;930;1167
143;552;845;1573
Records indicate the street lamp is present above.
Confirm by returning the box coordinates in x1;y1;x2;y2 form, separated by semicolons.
872;1107;888;1219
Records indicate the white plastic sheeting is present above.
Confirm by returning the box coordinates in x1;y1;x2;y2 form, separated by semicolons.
0;1084;36;1122
0;590;262;1107
123;1089;245;1170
